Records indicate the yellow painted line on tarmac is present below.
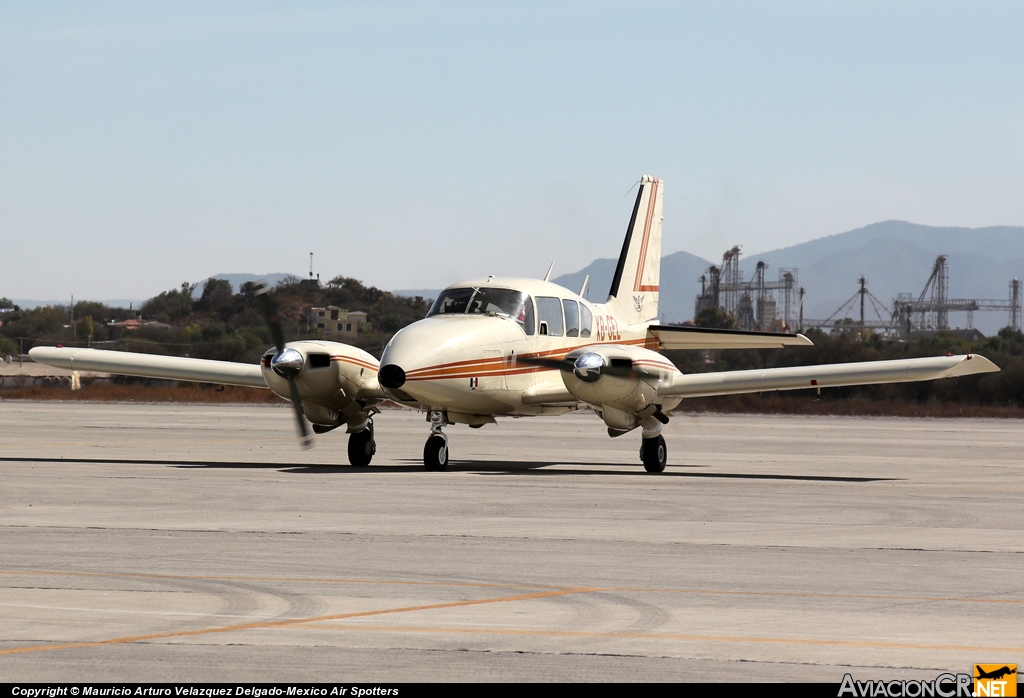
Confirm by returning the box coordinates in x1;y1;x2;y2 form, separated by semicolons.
0;569;563;591
292;622;1024;654
0;587;597;656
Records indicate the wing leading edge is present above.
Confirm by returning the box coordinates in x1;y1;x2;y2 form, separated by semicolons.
29;347;267;389
659;354;998;399
648;325;814;350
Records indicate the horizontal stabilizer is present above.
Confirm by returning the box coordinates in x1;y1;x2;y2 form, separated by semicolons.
662;354;999;399
29;347;267;388
648;325;814;350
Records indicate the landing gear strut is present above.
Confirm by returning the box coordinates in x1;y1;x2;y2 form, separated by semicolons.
347;421;375;467
640;434;667;473
423;410;449;471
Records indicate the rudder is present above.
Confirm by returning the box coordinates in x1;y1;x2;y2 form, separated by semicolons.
607;175;663;324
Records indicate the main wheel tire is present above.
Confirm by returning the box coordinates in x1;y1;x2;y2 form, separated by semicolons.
347;429;375;467
641;435;667;473
423;434;449;471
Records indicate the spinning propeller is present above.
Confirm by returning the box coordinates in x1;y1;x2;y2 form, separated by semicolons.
255;283;312;449
514;351;659;383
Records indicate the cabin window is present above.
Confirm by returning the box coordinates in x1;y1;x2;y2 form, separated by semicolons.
562;300;580;338
536;297;564;337
580;304;593;338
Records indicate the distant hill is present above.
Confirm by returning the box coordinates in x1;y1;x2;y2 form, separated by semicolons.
747;221;1024;335
551;251;714;322
196;273;299;295
393;288;442;302
12;298;144;310
395;251;714;324
546;221;1024;335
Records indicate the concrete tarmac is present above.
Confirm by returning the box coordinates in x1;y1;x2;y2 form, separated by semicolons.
0;401;1021;682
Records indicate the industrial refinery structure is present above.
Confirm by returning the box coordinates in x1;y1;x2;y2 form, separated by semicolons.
693;247;1022;337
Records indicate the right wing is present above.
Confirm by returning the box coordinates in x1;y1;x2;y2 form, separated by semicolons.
29;347;267;388
660;354;998;398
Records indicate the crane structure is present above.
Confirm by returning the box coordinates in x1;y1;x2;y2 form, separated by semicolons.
802;276;897;334
695;246;799;332
892;256;1021;334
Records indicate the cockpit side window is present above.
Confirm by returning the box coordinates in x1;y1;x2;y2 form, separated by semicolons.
580;304;593;338
562;300;580;338
536;297;564;337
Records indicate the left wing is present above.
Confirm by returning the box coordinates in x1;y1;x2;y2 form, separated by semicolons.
29;347;267;388
659;354;998;398
648;325;813;350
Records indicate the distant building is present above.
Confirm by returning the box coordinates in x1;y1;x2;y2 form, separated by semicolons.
106;319;173;331
307;306;368;341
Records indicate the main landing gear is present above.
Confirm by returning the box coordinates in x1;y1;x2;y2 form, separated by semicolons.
347;421;376;467
640;435;667;473
423;410;449;471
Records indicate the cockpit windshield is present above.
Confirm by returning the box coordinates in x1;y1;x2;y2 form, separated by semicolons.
428;287;535;334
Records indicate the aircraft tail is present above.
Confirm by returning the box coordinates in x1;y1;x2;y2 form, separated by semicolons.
607;175;663;325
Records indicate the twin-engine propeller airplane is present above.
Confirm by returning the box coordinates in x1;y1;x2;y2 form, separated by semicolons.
31;176;1000;472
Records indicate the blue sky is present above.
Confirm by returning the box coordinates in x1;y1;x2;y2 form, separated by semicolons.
2;1;1022;299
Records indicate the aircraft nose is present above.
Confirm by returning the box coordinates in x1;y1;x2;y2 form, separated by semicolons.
378;364;406;389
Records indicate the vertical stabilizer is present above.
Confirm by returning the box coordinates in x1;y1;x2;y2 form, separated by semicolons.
607;175;663;325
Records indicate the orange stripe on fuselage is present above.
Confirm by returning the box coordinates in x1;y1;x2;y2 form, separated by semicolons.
330;356;379;371
403;337;664;382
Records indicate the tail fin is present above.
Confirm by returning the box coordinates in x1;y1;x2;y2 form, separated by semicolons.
607;175;663;325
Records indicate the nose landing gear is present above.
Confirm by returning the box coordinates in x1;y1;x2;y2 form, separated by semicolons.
424;410;450;471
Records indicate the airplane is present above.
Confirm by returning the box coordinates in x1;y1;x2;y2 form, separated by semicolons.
975;666;1017;681
30;175;1000;472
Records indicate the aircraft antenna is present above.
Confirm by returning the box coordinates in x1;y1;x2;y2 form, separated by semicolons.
579;275;589;298
543;260;555;282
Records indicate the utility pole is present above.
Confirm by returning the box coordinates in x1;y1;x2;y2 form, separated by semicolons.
798;287;805;332
859;276;866;326
71;295;74;343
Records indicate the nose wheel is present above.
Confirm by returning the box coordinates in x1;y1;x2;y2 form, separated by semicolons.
423;410;450;471
640;435;667;473
424;433;449;471
347;422;375;467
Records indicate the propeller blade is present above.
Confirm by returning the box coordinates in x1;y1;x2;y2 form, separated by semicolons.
255;282;313;449
287;375;313;449
515;353;661;382
255;282;286;353
513;355;574;371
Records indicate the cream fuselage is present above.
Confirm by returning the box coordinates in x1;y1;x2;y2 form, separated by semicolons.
376;277;681;421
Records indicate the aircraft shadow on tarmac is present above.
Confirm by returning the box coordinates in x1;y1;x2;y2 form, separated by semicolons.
0;456;896;482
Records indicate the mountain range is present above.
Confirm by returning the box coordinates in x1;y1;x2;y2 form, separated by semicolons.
398;221;1024;336
13;222;1022;337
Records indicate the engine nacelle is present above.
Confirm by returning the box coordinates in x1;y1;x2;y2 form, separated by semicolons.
260;340;381;426
559;345;681;433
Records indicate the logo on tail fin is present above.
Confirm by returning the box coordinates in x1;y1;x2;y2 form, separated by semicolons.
633;295;645;313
